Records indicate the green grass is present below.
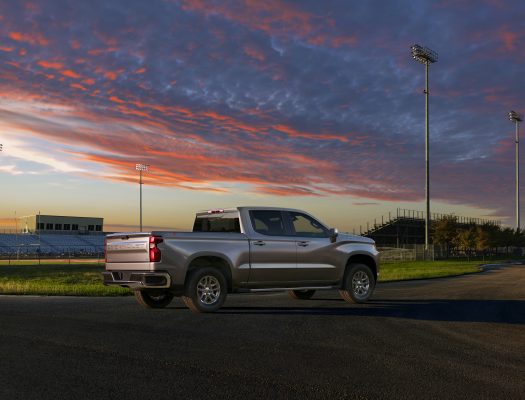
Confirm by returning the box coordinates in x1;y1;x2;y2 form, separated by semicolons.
379;260;483;282
0;260;488;296
0;264;130;296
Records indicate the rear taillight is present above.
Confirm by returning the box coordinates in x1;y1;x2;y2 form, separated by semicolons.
149;236;163;262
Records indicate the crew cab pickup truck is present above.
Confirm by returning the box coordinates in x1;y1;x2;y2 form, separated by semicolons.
103;207;379;313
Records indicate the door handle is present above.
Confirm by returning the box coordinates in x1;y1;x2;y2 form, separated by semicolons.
297;241;309;247
253;241;266;246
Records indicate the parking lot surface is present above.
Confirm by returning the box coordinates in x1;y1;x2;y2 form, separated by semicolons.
0;264;524;399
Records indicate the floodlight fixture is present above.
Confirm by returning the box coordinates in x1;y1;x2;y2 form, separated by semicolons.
136;163;149;171
411;44;438;64
509;110;523;122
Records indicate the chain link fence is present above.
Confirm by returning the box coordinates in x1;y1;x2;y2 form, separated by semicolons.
380;244;525;262
0;245;104;264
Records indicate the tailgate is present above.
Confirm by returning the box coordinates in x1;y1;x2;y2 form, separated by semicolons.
105;233;151;264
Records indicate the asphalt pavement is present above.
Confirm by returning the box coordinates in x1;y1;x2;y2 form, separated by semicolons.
0;264;524;399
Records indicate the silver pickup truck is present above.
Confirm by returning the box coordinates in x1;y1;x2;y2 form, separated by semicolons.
103;207;379;313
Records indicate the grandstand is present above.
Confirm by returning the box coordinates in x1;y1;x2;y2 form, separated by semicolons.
0;234;105;258
0;213;106;258
362;208;501;247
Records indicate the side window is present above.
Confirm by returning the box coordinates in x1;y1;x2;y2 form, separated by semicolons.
290;212;328;238
249;210;287;236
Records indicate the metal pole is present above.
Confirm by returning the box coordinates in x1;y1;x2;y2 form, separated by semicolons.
516;120;520;230
425;61;430;256
139;169;143;232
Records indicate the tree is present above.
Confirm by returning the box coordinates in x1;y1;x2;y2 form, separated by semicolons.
432;215;458;257
480;223;500;254
475;226;490;259
456;228;477;260
514;229;525;253
499;227;515;255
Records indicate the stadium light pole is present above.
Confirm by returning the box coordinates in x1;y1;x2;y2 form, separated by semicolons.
136;164;149;232
509;111;522;230
411;44;438;259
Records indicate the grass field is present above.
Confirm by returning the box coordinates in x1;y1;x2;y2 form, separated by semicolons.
0;263;128;296
0;260;488;296
379;260;483;282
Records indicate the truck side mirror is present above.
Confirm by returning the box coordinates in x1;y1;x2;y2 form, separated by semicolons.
329;228;338;243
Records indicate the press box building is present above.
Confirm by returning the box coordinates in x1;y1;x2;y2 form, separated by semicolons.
20;215;104;235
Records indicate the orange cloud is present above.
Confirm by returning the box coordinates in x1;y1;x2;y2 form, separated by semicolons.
499;28;518;51
70;83;87;91
243;45;266;61
37;60;64;69
109;95;126;104
9;31;49;46
306;33;358;48
104;71;119;80
330;35;358;48
0;46;14;52
273;124;349;142
180;0;354;49
60;70;81;79
256;185;322;197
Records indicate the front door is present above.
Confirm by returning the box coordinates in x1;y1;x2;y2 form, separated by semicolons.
289;211;341;284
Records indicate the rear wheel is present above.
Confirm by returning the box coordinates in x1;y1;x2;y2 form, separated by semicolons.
288;289;316;300
339;263;375;304
135;289;174;308
182;268;227;313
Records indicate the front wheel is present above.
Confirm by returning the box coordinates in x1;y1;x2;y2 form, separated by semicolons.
339;263;375;304
135;289;174;308
288;289;316;300
182;268;228;313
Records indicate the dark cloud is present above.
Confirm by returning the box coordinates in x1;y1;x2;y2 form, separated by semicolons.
0;0;523;223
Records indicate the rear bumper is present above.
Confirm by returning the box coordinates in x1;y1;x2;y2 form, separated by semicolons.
102;271;171;289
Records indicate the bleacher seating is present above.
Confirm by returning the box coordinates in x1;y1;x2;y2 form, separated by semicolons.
0;234;105;258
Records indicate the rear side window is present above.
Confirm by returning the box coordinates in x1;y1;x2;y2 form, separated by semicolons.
193;216;241;232
249;210;287;236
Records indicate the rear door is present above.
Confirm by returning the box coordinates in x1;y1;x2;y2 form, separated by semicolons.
247;210;297;287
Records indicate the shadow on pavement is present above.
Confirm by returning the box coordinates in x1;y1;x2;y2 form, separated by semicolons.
218;299;525;324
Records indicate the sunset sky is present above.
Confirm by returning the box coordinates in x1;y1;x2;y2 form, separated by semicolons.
0;0;523;232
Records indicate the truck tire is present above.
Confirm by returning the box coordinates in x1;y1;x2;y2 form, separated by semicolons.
135;289;174;308
339;263;375;304
288;289;316;300
182;267;227;313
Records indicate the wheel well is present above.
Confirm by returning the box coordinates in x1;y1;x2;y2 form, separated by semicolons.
186;256;233;292
346;254;377;281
